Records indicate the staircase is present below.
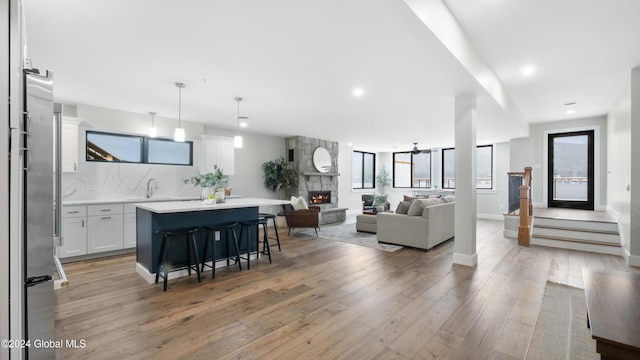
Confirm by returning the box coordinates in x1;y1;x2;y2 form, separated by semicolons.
531;216;622;255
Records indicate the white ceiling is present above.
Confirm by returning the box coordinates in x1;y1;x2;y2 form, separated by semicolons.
23;0;640;153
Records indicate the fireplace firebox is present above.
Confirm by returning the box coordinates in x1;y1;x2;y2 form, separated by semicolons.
308;191;331;205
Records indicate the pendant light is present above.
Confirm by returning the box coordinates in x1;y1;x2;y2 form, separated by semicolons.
234;97;244;148
148;111;157;137
174;82;186;142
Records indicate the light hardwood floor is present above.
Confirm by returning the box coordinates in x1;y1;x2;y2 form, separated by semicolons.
54;220;638;359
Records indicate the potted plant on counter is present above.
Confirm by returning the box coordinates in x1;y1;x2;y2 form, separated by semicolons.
184;165;227;199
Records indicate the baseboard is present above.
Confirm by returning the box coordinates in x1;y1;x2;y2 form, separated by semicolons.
624;248;640;267
606;206;621;220
477;213;503;221
453;252;478;267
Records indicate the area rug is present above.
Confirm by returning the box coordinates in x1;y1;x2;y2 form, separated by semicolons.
525;281;598;360
295;221;403;252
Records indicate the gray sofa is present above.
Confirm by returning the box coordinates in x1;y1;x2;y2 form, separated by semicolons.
377;197;454;250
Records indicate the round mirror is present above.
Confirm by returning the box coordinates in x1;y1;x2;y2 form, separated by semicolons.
313;147;332;173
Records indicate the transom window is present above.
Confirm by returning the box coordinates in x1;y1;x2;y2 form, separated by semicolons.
352;151;375;189
392;151;432;188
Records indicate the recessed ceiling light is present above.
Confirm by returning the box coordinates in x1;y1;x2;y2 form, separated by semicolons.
347;143;353;147
521;66;536;76
566;109;575;115
353;88;364;97
240;122;248;127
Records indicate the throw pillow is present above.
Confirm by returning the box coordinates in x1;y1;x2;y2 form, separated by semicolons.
442;195;455;203
395;201;412;214
406;199;427;216
290;196;309;210
403;195;419;202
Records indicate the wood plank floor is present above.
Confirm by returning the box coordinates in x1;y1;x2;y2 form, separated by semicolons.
54;220;639;359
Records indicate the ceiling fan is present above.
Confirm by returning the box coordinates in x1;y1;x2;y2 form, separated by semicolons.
411;142;428;154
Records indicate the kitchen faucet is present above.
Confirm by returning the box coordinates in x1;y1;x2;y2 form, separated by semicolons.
146;178;158;198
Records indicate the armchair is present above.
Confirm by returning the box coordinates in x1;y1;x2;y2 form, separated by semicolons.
282;205;321;236
362;194;374;212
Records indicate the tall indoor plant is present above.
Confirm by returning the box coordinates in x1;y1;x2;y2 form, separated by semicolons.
374;166;392;211
262;157;297;199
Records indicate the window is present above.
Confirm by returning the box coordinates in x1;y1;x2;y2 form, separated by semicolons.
86;130;193;166
352;151;375;189
392;151;431;188
442;145;493;189
147;138;193;166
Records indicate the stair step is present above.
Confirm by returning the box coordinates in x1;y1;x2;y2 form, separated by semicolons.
533;224;618;235
532;236;623;256
531;234;621;247
533;216;618;233
531;227;620;244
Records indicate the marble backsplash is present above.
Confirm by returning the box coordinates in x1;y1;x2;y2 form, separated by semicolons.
62;161;203;202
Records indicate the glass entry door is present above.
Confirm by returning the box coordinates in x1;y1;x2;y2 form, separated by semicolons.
548;130;594;210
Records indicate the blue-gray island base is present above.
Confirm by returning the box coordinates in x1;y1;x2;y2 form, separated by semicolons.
134;198;290;283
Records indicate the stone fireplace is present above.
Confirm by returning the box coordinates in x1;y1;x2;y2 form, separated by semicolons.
285;136;340;212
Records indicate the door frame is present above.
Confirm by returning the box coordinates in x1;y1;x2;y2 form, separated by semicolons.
543;126;600;210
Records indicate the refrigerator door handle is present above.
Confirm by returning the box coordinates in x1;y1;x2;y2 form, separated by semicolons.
25;275;53;287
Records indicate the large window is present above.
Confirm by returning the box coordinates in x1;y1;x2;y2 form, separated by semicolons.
442;145;493;189
86;131;193;166
352;151;375;189
392;151;431;188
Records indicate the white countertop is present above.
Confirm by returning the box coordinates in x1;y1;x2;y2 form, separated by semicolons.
134;197;290;214
63;196;200;206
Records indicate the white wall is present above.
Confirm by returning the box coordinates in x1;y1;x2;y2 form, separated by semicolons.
510;116;608;209
607;78;632;259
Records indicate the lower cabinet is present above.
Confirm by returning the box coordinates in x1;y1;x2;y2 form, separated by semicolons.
87;214;124;253
59;216;87;258
123;212;137;249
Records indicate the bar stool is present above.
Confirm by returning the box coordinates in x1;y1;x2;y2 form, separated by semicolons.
155;227;201;291
238;218;272;269
259;213;281;251
201;222;241;278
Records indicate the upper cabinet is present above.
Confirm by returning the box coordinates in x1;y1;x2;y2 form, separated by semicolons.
201;135;235;175
62;116;81;172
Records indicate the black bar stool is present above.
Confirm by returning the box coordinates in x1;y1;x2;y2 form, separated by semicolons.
201;222;241;278
155;227;201;291
259;213;281;251
239;218;272;269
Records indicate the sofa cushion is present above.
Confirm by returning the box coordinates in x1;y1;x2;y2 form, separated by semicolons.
442;195;455;203
395;201;412;214
407;198;444;216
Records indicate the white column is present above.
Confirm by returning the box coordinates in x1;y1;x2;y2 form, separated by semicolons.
630;68;640;266
453;94;478;266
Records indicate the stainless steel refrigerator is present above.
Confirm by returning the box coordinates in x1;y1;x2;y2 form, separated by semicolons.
21;68;58;359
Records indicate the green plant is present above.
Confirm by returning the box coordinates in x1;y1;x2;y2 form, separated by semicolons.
183;165;227;188
262;157;297;195
376;166;391;188
373;193;388;206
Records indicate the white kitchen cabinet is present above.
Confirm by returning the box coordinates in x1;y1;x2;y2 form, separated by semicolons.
123;203;137;248
87;204;124;253
58;205;87;258
61;117;80;172
201;135;235;175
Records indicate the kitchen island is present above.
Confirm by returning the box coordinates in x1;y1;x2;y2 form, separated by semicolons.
134;198;290;283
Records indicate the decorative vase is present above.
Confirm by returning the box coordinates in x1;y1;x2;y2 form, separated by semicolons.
201;187;213;200
376;205;385;213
